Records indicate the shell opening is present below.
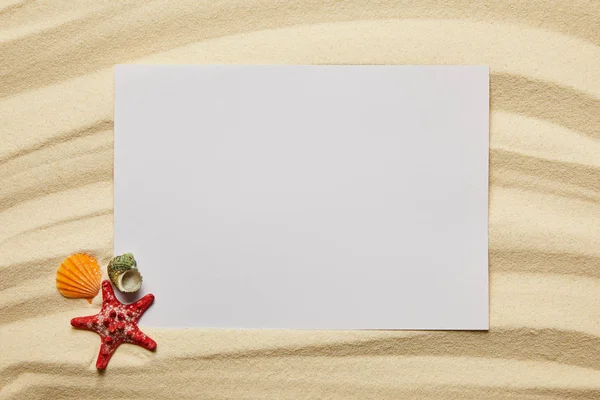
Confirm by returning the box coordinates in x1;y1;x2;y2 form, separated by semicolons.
119;270;142;292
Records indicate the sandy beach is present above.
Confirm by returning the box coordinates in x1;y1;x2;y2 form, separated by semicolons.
1;0;599;398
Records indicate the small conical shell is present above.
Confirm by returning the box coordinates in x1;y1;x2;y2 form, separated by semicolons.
107;253;143;293
56;253;101;303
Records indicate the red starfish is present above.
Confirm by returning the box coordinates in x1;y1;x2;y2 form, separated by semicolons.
71;280;157;369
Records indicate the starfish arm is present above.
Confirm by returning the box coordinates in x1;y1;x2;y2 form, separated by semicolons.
125;293;155;322
96;339;120;370
126;327;157;350
101;280;117;303
71;315;97;330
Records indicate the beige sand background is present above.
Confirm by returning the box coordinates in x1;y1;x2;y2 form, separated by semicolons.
1;0;599;398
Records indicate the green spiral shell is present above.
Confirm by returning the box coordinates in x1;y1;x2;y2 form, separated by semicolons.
107;253;143;292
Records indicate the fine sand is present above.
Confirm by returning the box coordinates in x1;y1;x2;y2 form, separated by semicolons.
1;1;599;399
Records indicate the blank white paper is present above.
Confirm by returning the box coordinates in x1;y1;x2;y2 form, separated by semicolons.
114;65;489;330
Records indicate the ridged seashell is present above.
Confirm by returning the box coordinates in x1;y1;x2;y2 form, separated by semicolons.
107;253;143;293
56;253;102;303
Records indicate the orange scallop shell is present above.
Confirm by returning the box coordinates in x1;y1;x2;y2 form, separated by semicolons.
56;253;101;303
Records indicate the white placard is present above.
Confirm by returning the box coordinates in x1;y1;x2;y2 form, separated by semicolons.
114;65;489;330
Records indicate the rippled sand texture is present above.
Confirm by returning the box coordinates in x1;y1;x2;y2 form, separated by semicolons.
1;1;599;399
